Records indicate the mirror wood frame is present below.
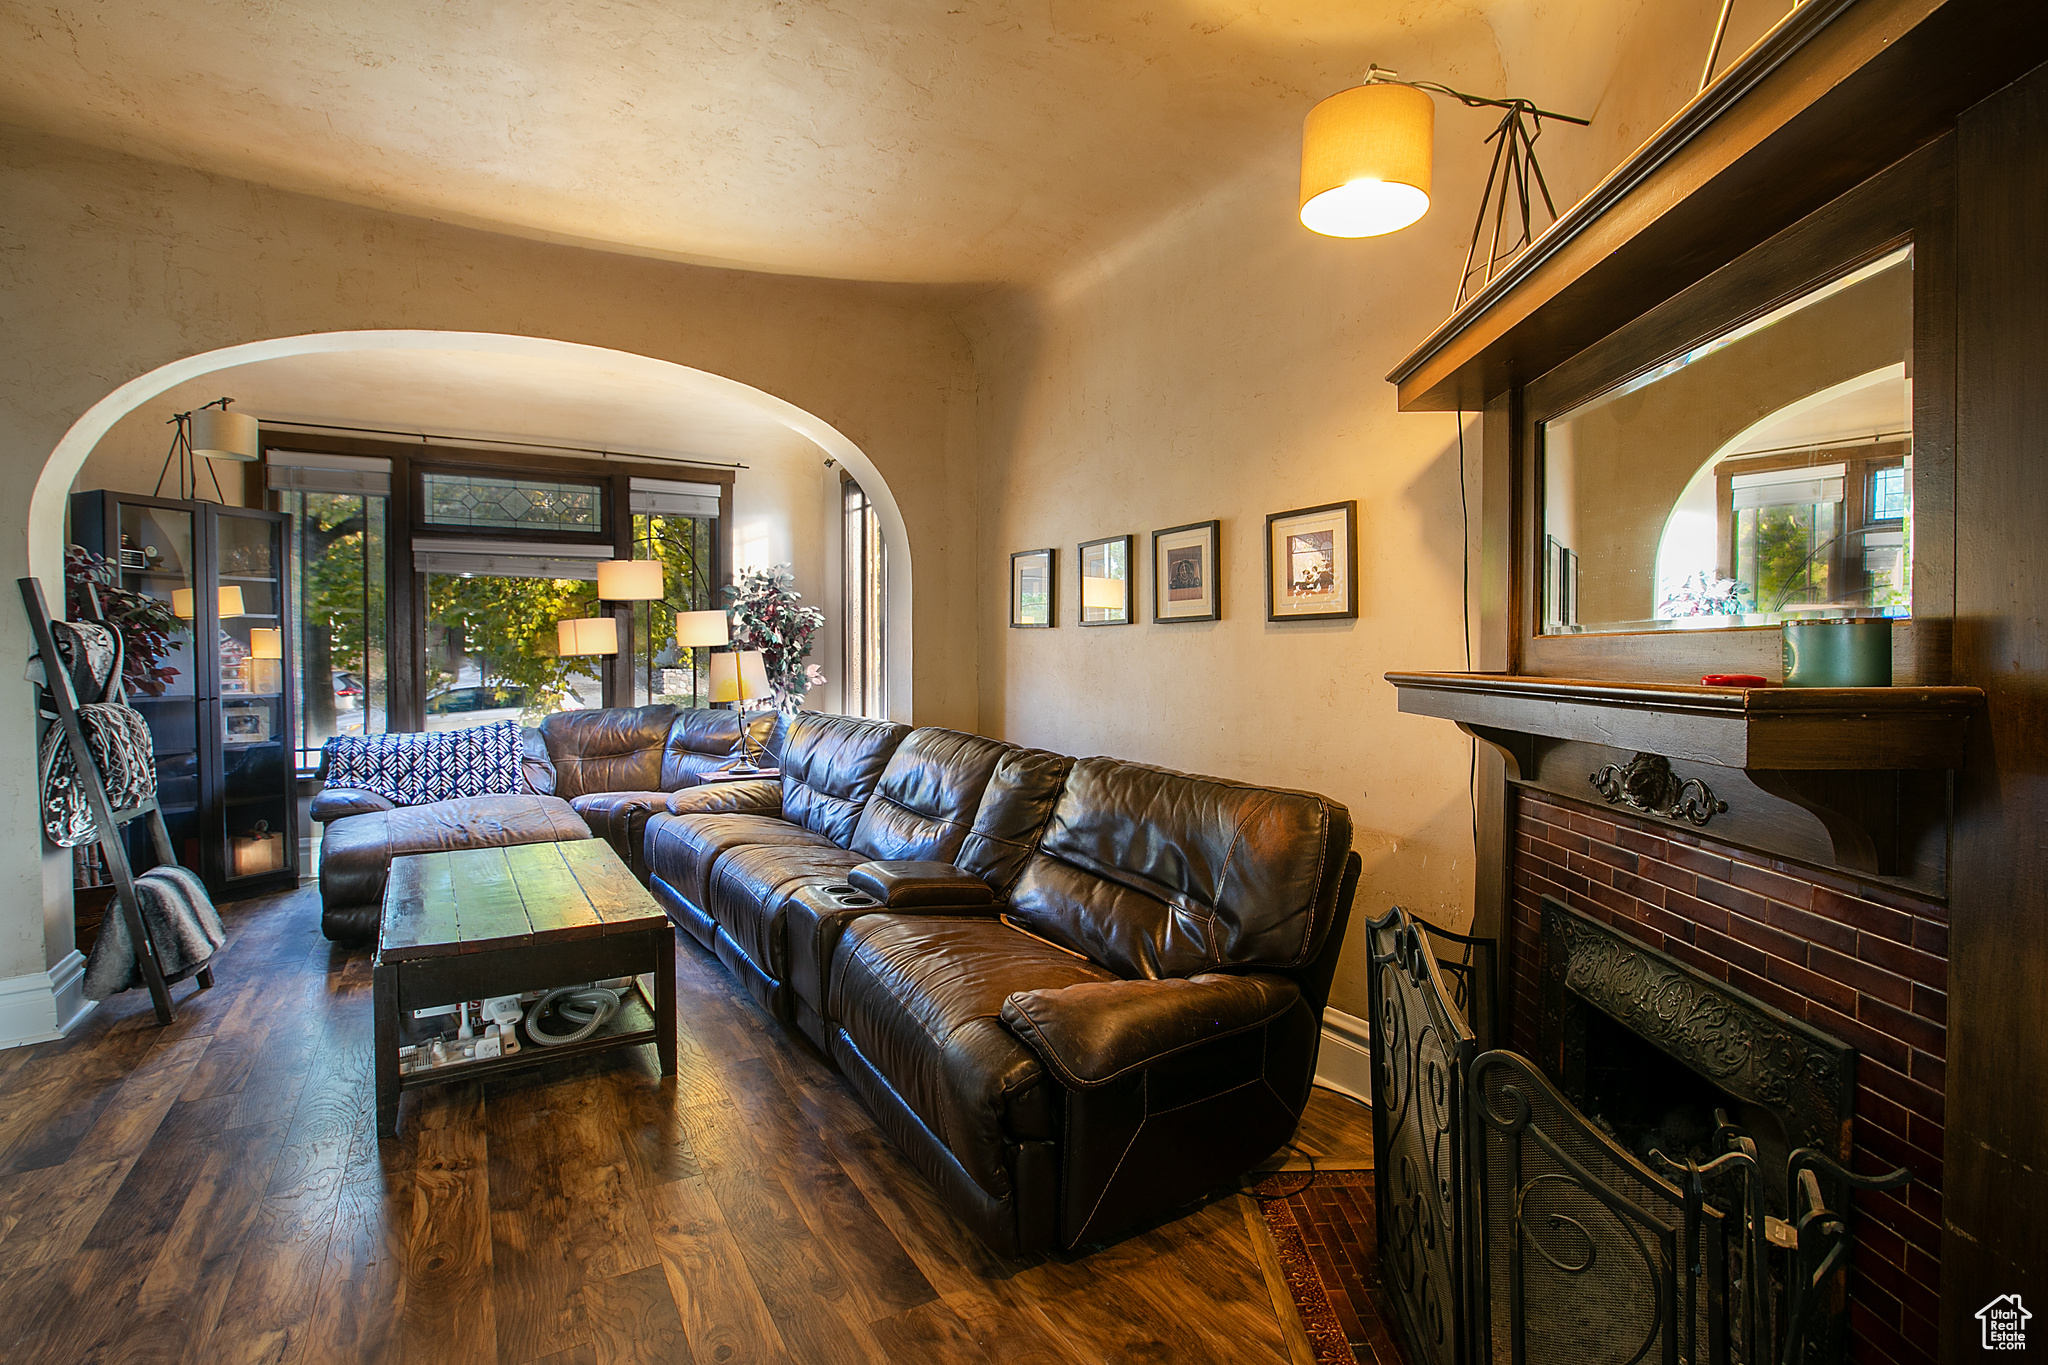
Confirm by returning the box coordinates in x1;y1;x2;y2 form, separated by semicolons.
1515;136;1956;685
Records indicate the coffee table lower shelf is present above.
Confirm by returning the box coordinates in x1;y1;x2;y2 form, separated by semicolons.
393;980;661;1092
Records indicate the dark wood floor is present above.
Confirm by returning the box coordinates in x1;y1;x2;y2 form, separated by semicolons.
0;886;1374;1365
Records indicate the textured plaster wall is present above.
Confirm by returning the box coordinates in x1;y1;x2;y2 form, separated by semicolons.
0;125;980;984
967;2;1729;1017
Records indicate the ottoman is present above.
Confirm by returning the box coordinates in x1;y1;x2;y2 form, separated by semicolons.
317;793;592;941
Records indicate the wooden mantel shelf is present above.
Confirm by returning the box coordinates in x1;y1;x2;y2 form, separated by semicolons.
1386;672;1983;771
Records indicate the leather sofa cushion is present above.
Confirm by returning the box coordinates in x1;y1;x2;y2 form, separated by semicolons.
1006;757;1353;980
848;728;1012;863
539;705;679;800
309;786;397;823
706;842;868;979
848;861;994;908
661;709;779;787
999;973;1301;1089
569;790;674;880
317;793;591;912
829;915;1113;1200
664;780;782;817
644;810;836;915
777;713;911;844
955;748;1072;895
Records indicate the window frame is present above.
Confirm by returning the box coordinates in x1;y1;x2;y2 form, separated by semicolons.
840;473;887;718
267;434;732;760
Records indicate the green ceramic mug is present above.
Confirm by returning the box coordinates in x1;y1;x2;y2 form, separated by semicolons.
1781;616;1892;687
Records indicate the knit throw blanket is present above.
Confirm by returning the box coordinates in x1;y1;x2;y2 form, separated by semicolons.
84;864;226;1001
321;720;523;806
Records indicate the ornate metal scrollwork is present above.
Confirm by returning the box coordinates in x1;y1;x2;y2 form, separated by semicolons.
1589;752;1728;826
1367;908;1478;1365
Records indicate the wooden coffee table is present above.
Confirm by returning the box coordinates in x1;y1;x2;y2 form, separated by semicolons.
372;840;677;1137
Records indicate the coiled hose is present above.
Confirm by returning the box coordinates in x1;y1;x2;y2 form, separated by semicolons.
524;986;622;1046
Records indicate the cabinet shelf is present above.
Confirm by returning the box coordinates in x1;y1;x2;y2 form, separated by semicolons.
76;489;298;898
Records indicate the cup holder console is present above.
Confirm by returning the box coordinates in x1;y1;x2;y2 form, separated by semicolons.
820;883;881;908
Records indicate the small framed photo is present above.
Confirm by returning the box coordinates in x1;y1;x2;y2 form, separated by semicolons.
1153;520;1220;623
1078;534;1134;626
223;706;273;745
1266;501;1358;622
1010;548;1056;628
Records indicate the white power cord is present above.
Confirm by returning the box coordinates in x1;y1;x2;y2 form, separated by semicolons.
524;986;622;1046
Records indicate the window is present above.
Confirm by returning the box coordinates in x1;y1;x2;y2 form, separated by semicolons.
629;509;718;707
422;570;603;727
272;444;729;745
273;453;391;771
843;476;886;718
420;470;604;532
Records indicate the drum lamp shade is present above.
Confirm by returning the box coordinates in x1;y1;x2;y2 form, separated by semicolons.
249;627;283;659
556;616;620;656
1299;81;1434;238
675;609;731;647
190;407;261;461
596;559;665;601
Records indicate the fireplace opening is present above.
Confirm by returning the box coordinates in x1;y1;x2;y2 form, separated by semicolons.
1574;1000;1796;1220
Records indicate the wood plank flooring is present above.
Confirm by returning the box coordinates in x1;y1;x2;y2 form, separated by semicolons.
0;885;1374;1365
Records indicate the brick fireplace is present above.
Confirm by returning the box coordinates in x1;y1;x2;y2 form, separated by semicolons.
1509;786;1947;1365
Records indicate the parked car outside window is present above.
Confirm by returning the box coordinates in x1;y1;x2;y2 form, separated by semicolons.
422;684;529;729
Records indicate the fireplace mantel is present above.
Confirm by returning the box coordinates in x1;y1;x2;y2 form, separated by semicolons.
1388;672;1984;876
1386;672;1982;770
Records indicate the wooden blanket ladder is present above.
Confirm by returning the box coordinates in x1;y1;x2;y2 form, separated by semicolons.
20;575;216;1026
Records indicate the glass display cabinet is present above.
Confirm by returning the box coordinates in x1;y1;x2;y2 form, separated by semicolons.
72;491;299;898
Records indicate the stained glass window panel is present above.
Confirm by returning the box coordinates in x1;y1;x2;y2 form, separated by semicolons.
421;472;604;532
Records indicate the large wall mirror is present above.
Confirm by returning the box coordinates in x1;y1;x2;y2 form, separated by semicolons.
1539;245;1913;635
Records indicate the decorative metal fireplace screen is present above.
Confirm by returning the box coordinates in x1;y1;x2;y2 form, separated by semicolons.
1366;905;1908;1365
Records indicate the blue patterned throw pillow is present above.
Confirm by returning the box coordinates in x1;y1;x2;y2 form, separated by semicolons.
322;720;523;806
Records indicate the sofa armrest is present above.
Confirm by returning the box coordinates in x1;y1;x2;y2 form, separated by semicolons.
999;973;1300;1090
309;786;399;822
664;779;782;817
848;860;995;908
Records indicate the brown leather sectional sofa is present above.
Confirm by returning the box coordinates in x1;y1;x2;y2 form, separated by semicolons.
642;711;1361;1257
315;703;1359;1256
311;705;774;941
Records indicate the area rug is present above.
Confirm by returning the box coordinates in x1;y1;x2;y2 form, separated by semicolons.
1250;1169;1409;1365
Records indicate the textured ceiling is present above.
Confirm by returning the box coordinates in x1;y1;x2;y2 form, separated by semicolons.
0;0;1581;285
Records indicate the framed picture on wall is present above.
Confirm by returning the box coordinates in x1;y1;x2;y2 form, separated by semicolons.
1266;501;1358;622
1010;547;1056;627
1078;534;1134;626
1152;520;1220;623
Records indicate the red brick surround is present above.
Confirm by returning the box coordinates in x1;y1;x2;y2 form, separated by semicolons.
1510;787;1947;1365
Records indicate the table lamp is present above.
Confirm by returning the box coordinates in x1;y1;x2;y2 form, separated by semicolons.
710;649;772;772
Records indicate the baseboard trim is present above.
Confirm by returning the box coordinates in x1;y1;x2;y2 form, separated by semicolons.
1314;1006;1373;1106
0;950;95;1050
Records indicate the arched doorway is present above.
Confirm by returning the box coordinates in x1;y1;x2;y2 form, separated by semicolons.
6;330;913;1043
